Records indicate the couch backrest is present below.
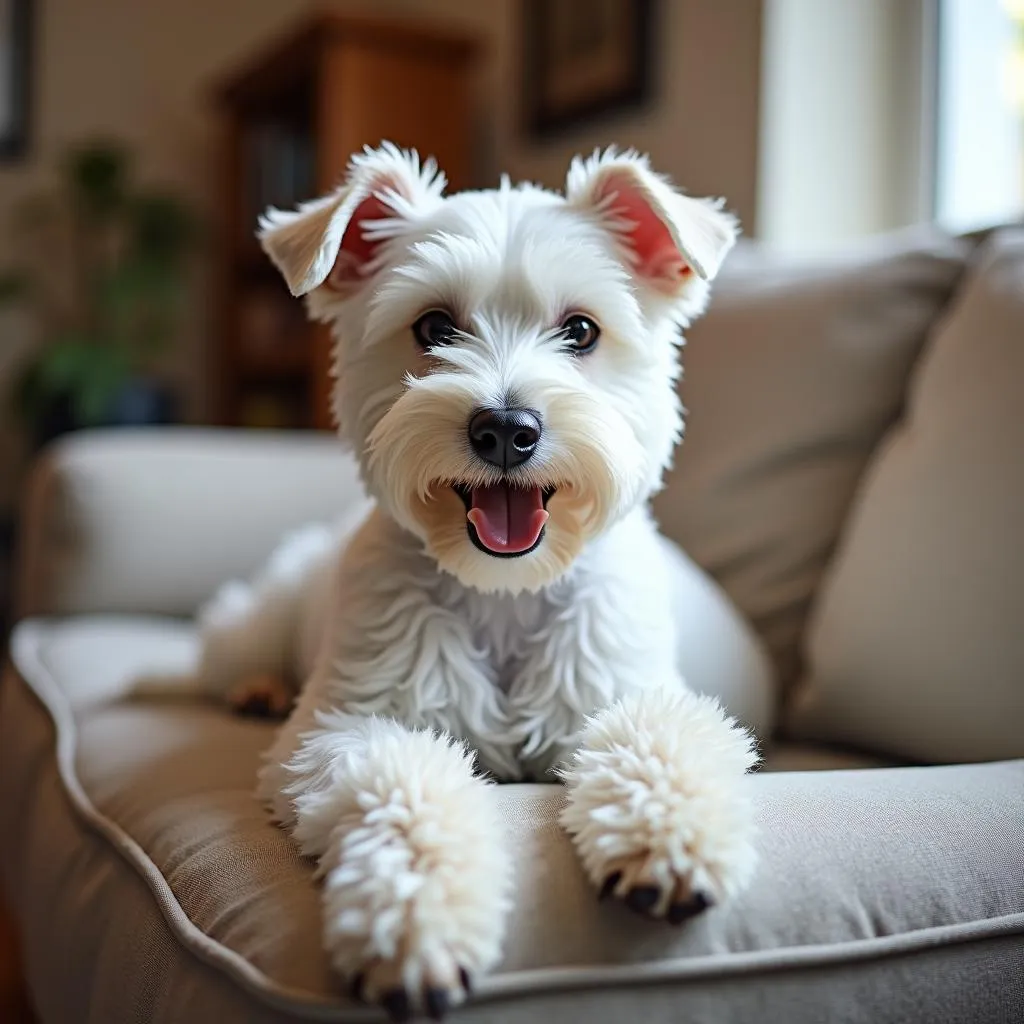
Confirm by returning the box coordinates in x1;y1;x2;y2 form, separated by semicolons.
788;226;1024;763
654;225;971;693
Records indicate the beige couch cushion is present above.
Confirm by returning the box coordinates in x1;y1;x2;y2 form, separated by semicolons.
654;229;969;691
788;229;1024;763
17;429;364;619
2;617;1021;1024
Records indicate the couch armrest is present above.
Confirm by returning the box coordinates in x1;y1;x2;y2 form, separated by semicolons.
15;428;363;618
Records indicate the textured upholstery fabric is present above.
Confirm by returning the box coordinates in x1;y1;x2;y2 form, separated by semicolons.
654;229;969;691
789;229;1024;763
16;428;363;619
2;617;1022;1024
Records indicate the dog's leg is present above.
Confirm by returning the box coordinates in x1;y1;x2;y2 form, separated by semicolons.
255;512;516;1020
266;709;511;1021
191;522;340;702
560;685;759;922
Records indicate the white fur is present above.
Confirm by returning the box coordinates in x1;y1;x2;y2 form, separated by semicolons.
186;145;756;1017
284;716;511;1007
560;687;759;910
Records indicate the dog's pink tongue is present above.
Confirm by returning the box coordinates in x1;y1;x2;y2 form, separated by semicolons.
467;485;548;554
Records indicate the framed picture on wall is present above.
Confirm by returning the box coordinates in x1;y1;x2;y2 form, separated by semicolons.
523;0;655;138
0;0;32;160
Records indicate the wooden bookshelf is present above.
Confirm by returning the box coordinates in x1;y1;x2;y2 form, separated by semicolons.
212;13;480;430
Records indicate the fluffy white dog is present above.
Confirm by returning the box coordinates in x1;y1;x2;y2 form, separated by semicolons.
191;144;759;1021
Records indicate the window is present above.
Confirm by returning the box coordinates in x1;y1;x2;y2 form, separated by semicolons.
935;0;1024;231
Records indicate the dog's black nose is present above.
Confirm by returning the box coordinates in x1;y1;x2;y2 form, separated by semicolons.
468;408;542;469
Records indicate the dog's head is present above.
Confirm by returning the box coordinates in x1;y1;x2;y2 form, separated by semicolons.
260;143;735;593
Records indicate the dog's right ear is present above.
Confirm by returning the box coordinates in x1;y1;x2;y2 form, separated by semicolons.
258;143;446;297
566;149;737;293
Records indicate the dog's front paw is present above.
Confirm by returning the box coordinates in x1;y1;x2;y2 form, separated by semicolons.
324;831;504;1021
312;734;512;1021
560;688;759;923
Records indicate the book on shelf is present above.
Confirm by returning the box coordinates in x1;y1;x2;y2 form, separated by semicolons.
242;122;315;242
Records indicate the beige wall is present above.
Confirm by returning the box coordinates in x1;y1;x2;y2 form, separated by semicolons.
0;0;764;511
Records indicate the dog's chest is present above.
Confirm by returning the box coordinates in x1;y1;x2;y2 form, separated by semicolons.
457;589;551;692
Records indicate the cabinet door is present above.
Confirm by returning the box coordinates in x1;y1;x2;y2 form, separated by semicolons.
319;42;473;188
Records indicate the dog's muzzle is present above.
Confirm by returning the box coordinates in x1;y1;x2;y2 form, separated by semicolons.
457;406;550;558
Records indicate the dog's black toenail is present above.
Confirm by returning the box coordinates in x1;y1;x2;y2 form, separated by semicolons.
599;871;622;901
382;987;411;1023
348;972;366;1002
459;967;473;993
237;693;272;717
624;885;661;914
666;901;695;925
424;987;450;1020
667;891;714;924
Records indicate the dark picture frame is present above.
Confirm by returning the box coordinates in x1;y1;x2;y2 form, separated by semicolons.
0;0;33;161
523;0;655;138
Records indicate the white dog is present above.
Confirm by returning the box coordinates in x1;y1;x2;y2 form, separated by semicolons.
191;144;759;1021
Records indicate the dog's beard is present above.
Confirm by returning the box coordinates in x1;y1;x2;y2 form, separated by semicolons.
365;371;648;593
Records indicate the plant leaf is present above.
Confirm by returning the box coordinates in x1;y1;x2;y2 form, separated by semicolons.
64;140;129;219
37;334;95;392
73;348;129;425
128;192;200;267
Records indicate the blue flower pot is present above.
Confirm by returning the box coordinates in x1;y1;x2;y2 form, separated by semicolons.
106;379;177;427
32;379;178;452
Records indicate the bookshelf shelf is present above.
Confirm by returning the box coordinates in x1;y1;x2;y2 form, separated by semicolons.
211;13;480;430
237;349;311;378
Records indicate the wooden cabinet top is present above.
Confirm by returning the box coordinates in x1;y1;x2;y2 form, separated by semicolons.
215;12;483;109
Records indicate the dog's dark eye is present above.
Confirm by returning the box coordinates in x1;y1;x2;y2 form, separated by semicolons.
412;309;457;349
561;314;600;354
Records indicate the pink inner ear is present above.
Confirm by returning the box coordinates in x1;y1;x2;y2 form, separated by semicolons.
600;172;690;285
327;191;394;289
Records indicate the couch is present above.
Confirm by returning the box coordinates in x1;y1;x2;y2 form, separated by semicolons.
2;225;1022;1023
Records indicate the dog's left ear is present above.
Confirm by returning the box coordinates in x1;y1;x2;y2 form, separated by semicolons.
258;143;446;297
566;150;737;292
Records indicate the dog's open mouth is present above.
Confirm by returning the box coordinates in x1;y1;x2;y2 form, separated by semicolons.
452;483;555;558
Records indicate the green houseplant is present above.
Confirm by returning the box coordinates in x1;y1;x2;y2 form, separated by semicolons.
1;140;200;449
